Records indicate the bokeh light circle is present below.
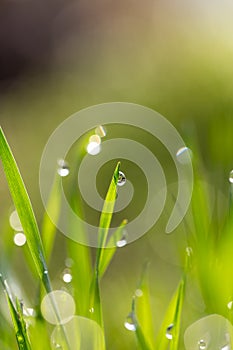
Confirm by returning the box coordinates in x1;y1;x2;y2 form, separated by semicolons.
39;103;193;247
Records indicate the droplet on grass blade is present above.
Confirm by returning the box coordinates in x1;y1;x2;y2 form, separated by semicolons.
57;159;70;177
227;300;233;310
95;125;107;138
135;289;143;297
62;270;72;283
176;147;192;164
229;170;233;184
198;339;207;349
116;229;127;247
124;313;136;331
166;323;174;340
9;210;23;231
117;171;126;187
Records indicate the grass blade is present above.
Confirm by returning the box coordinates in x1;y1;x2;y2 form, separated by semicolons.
98;219;128;278
89;162;120;328
41;174;62;263
0;275;32;350
0;128;48;285
135;262;154;349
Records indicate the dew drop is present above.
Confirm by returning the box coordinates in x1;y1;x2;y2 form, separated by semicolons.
176;147;192;164
86;141;101;155
221;345;230;350
227;301;233;310
117;230;127;248
229;170;233;184
135;289;143;297
9;210;23;231
89;134;101;145
124;313;136;332
95;125;106;138
57;159;70;177
13;232;26;247
63;270;72;284
186;246;193;257
166;323;174;340
117;171;126;187
198;339;207;349
89;307;94;313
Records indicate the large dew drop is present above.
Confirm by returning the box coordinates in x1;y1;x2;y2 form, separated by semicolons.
166;323;174;340
116;230;127;248
57;159;70;177
124;313;136;332
229;170;233;184
117;171;126;187
41;290;75;325
9;210;23;231
176;147;192;164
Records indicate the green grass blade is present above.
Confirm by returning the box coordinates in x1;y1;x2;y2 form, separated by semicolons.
128;297;153;350
135;262;154;349
90;162;120;328
98;219;128;278
41;174;61;263
0;275;32;350
0;128;47;283
154;272;187;350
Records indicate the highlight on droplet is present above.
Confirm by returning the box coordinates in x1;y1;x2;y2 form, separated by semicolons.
57;159;70;177
86;134;102;155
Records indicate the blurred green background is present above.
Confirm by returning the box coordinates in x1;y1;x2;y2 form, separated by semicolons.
0;1;233;349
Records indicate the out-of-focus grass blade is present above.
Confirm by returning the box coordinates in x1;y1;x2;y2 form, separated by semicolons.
0;128;48;286
98;219;128;279
154;275;186;350
41;174;61;263
0;275;32;350
135;262;154;349
89;162;120;328
128;297;153;350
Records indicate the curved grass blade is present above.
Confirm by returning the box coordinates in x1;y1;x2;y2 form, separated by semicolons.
98;219;128;278
41;173;62;263
154;254;188;350
0;128;48;286
127;297;153;350
0;275;32;350
135;262;154;349
89;162;120;328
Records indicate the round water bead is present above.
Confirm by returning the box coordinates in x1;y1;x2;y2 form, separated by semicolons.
117;171;126;187
124;313;136;331
14;232;27;247
9;210;23;231
229;170;233;184
166;323;174;340
57;159;70;177
41;290;75;325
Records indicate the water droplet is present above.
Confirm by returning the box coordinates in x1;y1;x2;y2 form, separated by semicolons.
176;147;192;164
166;323;174;340
9;210;23;231
117;171;126;187
89;307;94;313
229;170;233;184
221;345;230;350
89;134;101;145
124;313;136;331
95;125;106;138
117;230;127;248
186;246;193;257
57;159;70;177
63;270;72;283
13;232;26;246
227;301;233;310
135;289;143;297
86;141;101;155
44;270;48;275
198;339;207;349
